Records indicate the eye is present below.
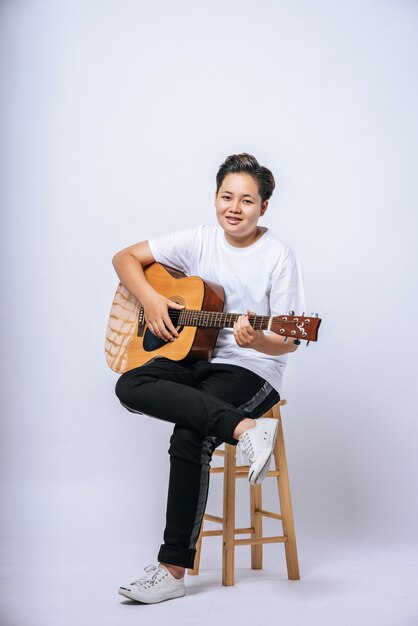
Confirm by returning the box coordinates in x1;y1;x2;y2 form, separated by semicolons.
222;195;231;200
243;199;253;204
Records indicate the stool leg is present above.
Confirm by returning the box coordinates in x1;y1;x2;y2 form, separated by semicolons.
273;404;300;580
187;525;203;576
250;484;263;569
222;444;236;586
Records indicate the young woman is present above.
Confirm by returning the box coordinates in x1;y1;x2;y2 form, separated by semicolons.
112;153;306;603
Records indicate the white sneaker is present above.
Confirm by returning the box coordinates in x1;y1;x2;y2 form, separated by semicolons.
238;418;278;485
118;564;186;604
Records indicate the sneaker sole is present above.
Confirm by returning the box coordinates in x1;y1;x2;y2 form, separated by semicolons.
249;420;279;485
118;586;185;604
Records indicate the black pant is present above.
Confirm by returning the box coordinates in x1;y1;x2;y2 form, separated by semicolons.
115;357;280;569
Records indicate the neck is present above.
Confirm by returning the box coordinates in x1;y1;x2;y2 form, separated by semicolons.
224;226;266;248
178;310;271;330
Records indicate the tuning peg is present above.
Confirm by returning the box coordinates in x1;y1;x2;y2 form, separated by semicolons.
288;310;295;316
311;312;319;318
306;340;310;347
283;336;288;343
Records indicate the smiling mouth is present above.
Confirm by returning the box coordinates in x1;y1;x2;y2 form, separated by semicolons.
226;217;242;223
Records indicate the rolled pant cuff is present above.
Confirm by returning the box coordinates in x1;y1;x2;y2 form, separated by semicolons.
221;413;246;445
158;544;196;569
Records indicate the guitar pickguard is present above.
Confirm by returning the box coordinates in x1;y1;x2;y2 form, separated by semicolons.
143;324;185;352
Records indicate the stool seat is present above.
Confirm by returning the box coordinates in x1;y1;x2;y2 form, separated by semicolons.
187;399;300;586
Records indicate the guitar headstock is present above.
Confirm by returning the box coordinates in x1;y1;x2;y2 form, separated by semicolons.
271;312;321;343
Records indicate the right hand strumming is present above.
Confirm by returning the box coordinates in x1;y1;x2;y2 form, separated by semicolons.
142;292;185;341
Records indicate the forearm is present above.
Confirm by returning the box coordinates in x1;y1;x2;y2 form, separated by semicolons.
252;331;299;356
112;252;157;304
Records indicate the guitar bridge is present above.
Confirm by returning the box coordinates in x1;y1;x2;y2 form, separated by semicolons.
137;306;145;337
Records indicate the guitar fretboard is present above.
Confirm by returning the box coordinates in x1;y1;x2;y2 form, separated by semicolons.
176;310;270;330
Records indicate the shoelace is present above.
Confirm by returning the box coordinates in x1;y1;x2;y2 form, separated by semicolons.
238;432;254;466
131;564;167;589
238;425;270;466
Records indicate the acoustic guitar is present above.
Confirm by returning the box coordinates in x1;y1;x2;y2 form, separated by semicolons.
105;262;321;374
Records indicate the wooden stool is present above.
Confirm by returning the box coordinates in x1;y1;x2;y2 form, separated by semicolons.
187;399;300;586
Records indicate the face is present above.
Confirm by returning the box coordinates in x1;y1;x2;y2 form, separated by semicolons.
215;173;268;247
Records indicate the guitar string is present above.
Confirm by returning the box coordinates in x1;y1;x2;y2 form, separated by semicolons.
168;310;267;329
161;310;306;332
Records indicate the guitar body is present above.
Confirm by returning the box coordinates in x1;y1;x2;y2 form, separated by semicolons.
105;263;225;373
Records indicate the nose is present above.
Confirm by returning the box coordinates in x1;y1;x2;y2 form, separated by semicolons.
230;201;241;213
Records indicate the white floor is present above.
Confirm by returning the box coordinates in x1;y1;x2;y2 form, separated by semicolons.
1;538;417;626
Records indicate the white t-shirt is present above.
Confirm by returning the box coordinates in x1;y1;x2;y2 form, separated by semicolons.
148;223;306;395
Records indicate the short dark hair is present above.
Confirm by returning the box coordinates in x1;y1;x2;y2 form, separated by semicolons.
216;153;275;203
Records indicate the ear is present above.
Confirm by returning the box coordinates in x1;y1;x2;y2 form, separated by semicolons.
260;199;269;216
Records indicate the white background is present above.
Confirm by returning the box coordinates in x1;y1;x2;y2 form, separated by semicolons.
1;1;418;624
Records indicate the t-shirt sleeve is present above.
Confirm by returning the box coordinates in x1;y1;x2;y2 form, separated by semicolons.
269;251;307;318
148;226;202;275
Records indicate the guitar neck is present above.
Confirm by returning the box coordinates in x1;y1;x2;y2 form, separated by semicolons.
138;305;320;342
178;310;271;330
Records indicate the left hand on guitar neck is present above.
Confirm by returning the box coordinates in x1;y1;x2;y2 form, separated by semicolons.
233;309;300;355
233;309;266;350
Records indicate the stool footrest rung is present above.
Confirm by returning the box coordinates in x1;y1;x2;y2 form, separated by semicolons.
201;526;255;538
234;526;254;535
204;514;223;524
236;470;280;478
256;508;283;520
201;529;223;537
210;465;249;474
211;467;280;478
234;535;288;546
